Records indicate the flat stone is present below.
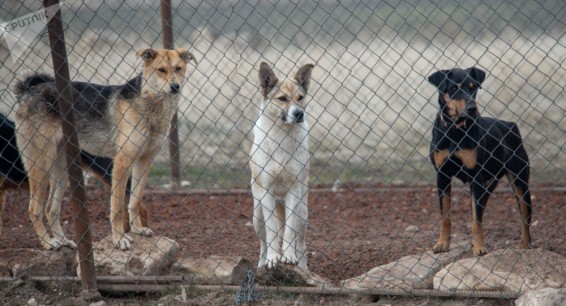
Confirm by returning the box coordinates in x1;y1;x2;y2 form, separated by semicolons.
78;235;178;276
342;241;470;290
516;288;566;306
0;248;76;277
434;249;566;293
172;256;253;285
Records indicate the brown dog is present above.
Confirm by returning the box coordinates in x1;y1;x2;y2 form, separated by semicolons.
0;113;148;236
14;48;196;250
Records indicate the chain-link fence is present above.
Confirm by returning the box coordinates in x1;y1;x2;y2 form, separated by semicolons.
1;0;565;304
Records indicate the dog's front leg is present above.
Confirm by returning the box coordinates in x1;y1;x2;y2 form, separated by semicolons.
259;190;283;269
470;177;489;256
128;158;154;237
295;186;309;270
251;183;268;268
432;172;452;253
281;187;307;266
111;152;134;250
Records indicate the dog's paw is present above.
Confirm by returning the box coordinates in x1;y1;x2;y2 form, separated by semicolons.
131;226;154;237
432;241;450;253
265;255;281;269
114;234;134;250
57;237;77;249
41;237;59;250
473;245;488;256
281;253;299;265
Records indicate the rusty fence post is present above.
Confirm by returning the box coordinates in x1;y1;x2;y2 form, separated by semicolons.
43;0;98;295
161;0;182;189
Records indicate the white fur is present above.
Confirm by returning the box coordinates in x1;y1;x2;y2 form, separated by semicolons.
249;83;310;270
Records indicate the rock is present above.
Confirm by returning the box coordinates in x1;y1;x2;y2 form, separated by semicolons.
332;180;343;192
342;241;470;290
27;297;37;306
0;248;76;277
89;301;107;306
516;288;566;306
434;249;566;293
78;235;178;276
255;264;332;287
405;225;419;232
172;256;253;285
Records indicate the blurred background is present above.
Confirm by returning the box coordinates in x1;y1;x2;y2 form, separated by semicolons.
1;0;565;189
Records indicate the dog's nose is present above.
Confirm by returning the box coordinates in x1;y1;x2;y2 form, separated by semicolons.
294;109;304;122
466;102;477;114
170;83;180;94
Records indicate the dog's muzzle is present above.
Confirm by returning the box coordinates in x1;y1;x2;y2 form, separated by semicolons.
282;105;305;124
170;83;180;94
294;109;305;123
466;101;478;116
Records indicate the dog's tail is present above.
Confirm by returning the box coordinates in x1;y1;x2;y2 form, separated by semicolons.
14;73;55;97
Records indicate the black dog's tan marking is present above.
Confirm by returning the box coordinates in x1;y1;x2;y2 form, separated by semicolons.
428;67;533;256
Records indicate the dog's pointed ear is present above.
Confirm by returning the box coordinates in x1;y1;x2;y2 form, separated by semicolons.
176;48;198;65
467;67;486;85
136;48;158;63
428;69;450;92
295;63;315;93
259;62;278;97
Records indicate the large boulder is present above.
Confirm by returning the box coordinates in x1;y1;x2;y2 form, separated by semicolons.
516;288;566;306
434;249;566;292
78;235;178;276
342;241;470;290
172;256;253;285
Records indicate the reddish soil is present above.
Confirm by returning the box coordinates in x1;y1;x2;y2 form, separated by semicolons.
1;184;565;285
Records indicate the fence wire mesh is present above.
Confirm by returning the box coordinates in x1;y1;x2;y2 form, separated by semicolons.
1;0;565;304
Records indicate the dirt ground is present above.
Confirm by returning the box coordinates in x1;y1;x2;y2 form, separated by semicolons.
0;184;564;305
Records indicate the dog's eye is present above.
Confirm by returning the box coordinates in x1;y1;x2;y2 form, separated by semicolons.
158;68;167;73
297;95;304;101
469;83;476;89
278;96;288;102
175;66;182;72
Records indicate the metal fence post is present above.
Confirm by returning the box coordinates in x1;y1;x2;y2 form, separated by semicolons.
43;0;98;295
161;0;182;189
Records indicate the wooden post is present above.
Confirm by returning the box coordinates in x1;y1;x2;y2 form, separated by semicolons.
161;0;182;189
43;0;98;294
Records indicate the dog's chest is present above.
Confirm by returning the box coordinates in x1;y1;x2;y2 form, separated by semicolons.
252;124;309;191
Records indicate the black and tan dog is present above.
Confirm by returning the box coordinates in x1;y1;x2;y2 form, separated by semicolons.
427;67;532;256
0;113;148;238
14;48;195;250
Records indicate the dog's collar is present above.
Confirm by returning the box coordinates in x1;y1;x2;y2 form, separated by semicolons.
438;114;466;129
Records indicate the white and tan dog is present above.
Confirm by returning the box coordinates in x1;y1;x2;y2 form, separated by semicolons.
249;62;314;270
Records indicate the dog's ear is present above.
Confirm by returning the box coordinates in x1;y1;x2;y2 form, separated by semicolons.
295;64;315;93
428;69;450;92
176;48;198;65
259;62;278;97
467;67;486;85
136;48;158;62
